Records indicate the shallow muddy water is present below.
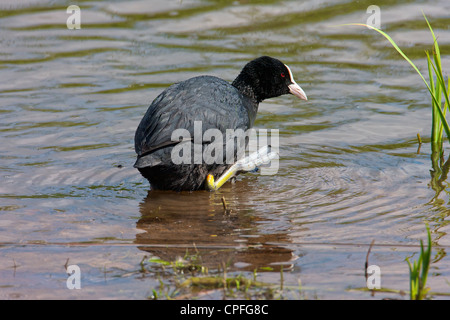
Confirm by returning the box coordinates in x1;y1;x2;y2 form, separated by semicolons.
1;0;450;299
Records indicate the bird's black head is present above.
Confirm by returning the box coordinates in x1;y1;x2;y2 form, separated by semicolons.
232;56;307;103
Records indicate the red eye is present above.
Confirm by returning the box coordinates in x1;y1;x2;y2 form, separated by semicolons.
280;73;285;78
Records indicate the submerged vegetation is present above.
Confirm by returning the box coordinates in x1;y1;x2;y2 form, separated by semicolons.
140;249;310;300
141;229;447;300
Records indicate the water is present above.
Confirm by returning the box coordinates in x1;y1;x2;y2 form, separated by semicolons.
1;0;450;299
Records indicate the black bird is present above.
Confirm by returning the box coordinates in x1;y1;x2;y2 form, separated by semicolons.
134;56;307;191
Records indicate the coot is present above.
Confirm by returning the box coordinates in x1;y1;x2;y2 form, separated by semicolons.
134;56;307;191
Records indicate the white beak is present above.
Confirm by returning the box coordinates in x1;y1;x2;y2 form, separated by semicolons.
285;64;308;101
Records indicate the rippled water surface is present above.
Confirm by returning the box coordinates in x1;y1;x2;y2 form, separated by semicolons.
1;0;450;299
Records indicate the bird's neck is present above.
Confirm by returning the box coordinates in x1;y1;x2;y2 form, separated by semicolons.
232;74;261;103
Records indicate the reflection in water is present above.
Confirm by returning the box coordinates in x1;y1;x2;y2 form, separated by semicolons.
135;187;297;272
429;143;450;204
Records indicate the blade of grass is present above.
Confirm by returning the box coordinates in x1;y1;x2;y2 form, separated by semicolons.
427;51;439;142
424;13;441;72
427;55;450;127
427;51;444;142
420;224;432;290
424;12;450;139
342;23;429;87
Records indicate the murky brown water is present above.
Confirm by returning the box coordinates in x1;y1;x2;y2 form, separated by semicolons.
1;0;450;299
